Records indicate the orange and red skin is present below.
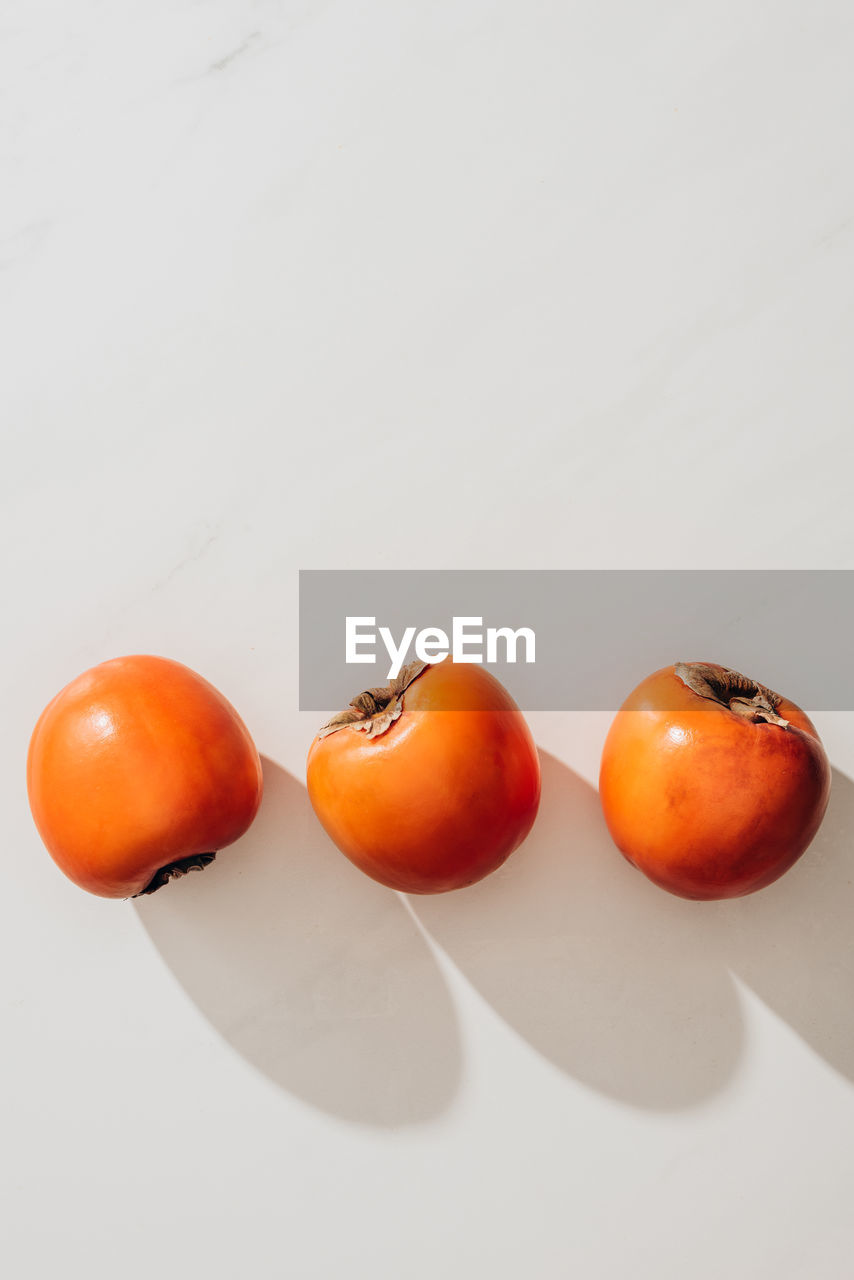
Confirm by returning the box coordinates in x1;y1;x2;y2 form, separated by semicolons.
27;655;263;898
599;663;831;900
306;659;541;893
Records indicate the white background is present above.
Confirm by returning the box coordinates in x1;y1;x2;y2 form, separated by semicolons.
3;2;854;1276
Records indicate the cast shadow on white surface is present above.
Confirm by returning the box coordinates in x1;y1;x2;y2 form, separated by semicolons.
411;754;854;1109
718;764;854;1078
135;758;461;1126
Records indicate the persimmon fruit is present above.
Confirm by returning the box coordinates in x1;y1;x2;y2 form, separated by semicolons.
599;661;831;900
27;655;263;898
306;658;541;893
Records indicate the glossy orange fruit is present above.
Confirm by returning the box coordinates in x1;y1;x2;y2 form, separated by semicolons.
306;658;541;893
599;661;831;900
27;655;263;898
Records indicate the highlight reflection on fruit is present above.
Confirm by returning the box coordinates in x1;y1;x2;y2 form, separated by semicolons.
599;661;831;900
27;654;263;898
306;658;541;893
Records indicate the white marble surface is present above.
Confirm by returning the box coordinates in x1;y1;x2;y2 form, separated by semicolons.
3;3;854;1277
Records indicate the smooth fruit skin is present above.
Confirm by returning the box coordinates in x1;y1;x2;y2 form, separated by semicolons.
306;660;541;893
27;655;263;898
599;664;831;900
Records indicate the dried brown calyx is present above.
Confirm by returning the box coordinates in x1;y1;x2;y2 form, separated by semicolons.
317;660;429;740
675;662;790;728
133;852;216;897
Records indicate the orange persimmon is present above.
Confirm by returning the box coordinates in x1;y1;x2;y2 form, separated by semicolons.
306;659;541;893
599;661;831;900
27;655;263;898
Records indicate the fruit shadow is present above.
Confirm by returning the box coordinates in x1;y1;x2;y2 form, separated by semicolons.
720;764;854;1076
134;757;461;1127
411;753;854;1109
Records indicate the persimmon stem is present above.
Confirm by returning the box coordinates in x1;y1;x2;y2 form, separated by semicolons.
317;660;429;740
675;662;790;728
134;852;216;897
